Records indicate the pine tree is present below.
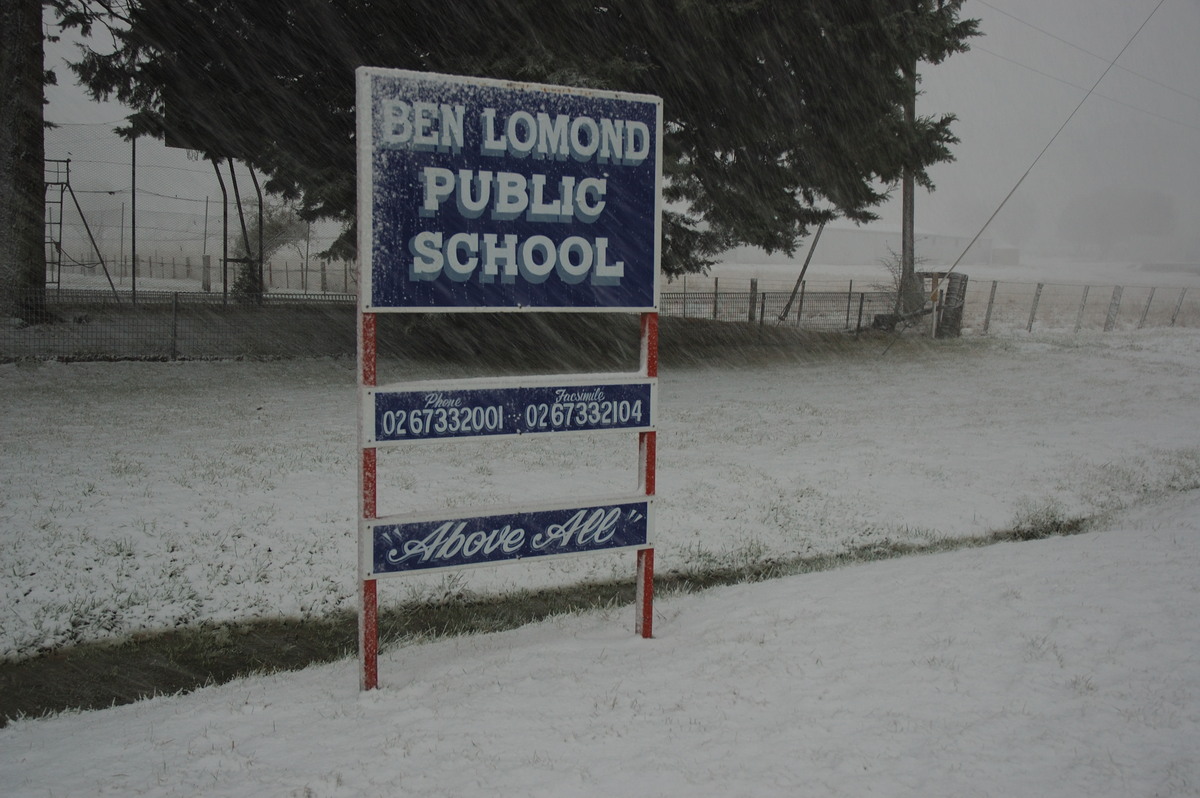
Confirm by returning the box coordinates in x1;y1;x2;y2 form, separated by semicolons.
61;0;977;277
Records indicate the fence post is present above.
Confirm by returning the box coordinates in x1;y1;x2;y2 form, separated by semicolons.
855;293;866;335
321;260;328;293
940;272;968;337
170;293;179;361
759;292;766;328
1074;285;1090;333
845;280;853;328
1138;287;1155;329
712;277;719;320
1027;283;1043;332
982;280;997;334
1171;287;1187;326
749;278;758;323
1104;286;1123;332
202;254;211;293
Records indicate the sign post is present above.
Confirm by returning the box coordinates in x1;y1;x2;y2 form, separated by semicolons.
356;68;662;689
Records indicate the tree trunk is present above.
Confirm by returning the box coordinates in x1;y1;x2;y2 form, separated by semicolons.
0;0;48;323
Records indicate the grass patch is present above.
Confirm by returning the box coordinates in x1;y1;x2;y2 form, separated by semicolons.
995;498;1090;541
0;510;1091;727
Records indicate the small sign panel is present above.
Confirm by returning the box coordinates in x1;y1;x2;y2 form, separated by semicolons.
357;68;662;311
367;379;654;444
367;499;652;576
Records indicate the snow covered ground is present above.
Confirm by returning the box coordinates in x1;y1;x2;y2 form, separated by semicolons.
2;327;1199;795
5;326;1200;659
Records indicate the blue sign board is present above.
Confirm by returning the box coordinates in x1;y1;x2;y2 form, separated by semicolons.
357;68;662;311
368;499;652;575
367;380;654;443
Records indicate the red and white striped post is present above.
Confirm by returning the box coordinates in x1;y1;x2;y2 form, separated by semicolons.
637;311;658;638
359;310;379;690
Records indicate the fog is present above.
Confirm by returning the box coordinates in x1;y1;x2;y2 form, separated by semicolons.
42;0;1200;270
905;0;1200;262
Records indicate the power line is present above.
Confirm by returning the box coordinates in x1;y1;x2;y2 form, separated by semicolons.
75;188;214;204
138;190;214;203
945;0;1171;276
974;0;1200;107
974;43;1200;134
59;158;216;176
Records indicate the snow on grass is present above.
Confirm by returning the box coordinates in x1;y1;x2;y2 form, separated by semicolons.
2;328;1200;795
1;488;1197;797
5;330;1200;659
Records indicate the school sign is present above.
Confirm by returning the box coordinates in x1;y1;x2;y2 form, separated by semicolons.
359;68;660;311
355;69;662;689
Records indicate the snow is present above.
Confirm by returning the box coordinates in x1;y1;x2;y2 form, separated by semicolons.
3;328;1200;796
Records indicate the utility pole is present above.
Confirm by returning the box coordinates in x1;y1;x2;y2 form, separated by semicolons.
899;2;920;316
901;68;916;314
131;134;138;303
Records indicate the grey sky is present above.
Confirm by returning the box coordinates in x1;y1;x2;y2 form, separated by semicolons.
908;0;1199;260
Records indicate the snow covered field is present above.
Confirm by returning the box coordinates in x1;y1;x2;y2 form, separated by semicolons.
2;327;1199;795
5;326;1200;659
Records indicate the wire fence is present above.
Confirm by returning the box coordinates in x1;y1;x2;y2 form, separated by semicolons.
661;283;894;331
50;255;360;298
31;130;1197;360
4;271;1197;362
43;122;347;277
963;279;1198;334
2;289;356;360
